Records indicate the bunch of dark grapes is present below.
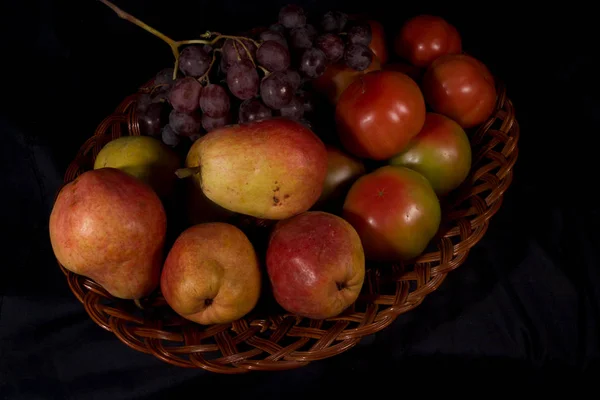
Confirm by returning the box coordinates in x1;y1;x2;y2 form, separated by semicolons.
136;4;375;148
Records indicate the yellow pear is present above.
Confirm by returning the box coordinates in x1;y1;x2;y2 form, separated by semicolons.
94;135;180;198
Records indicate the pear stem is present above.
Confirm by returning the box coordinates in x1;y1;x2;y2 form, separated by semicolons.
175;166;201;179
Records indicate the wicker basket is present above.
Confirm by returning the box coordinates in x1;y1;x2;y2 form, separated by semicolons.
56;76;519;373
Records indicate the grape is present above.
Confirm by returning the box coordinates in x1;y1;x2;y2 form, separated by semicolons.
269;23;286;34
179;45;212;77
298;118;313;130
290;24;317;49
221;39;256;71
199;84;230;117
169;109;202;136
136;93;153;113
260;71;293;109
221;40;256;76
138;90;168;111
259;30;288;49
242;39;258;59
189;133;203;143
297;89;315;115
279;96;304;120
285;69;302;91
161;124;180;147
321;11;348;33
151;87;170;104
219;56;229;74
155;67;176;86
226;60;260;100
257;41;290;72
278;4;306;29
202;113;230;132
238;99;272;123
348;22;372;46
344;43;373;71
299;48;327;78
168;77;202;113
315;34;345;63
138;102;164;137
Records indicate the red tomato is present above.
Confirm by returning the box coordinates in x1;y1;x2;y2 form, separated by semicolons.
313;146;366;212
384;62;423;84
311;58;382;104
342;165;441;261
422;54;497;128
367;20;388;64
335;70;426;160
394;15;462;67
389;112;472;196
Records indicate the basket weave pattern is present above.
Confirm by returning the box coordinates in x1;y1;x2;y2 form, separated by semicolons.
58;81;519;373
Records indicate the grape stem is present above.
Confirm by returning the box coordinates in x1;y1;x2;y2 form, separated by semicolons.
98;0;180;79
198;51;218;84
98;0;263;79
179;36;258;67
258;66;270;76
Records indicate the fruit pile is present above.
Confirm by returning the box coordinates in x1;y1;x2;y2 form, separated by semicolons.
49;2;498;325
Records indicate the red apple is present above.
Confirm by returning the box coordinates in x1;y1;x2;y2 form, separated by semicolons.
266;211;365;319
342;166;441;261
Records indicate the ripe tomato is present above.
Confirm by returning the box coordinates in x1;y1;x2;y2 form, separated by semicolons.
389;112;472;196
384;62;423;84
311;58;382;104
342;166;441;261
313;146;366;212
422;54;497;128
335;70;426;160
394;15;462;67
367;20;388;64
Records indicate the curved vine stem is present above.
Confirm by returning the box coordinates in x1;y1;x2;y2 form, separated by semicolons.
98;0;181;79
178;36;258;67
197;50;219;84
258;66;270;76
98;0;267;81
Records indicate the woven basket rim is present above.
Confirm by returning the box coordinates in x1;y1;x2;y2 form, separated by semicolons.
55;75;520;373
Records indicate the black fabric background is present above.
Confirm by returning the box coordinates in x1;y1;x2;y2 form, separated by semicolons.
1;0;599;398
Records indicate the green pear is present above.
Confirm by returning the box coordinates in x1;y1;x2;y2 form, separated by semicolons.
94;135;180;198
183;118;328;220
